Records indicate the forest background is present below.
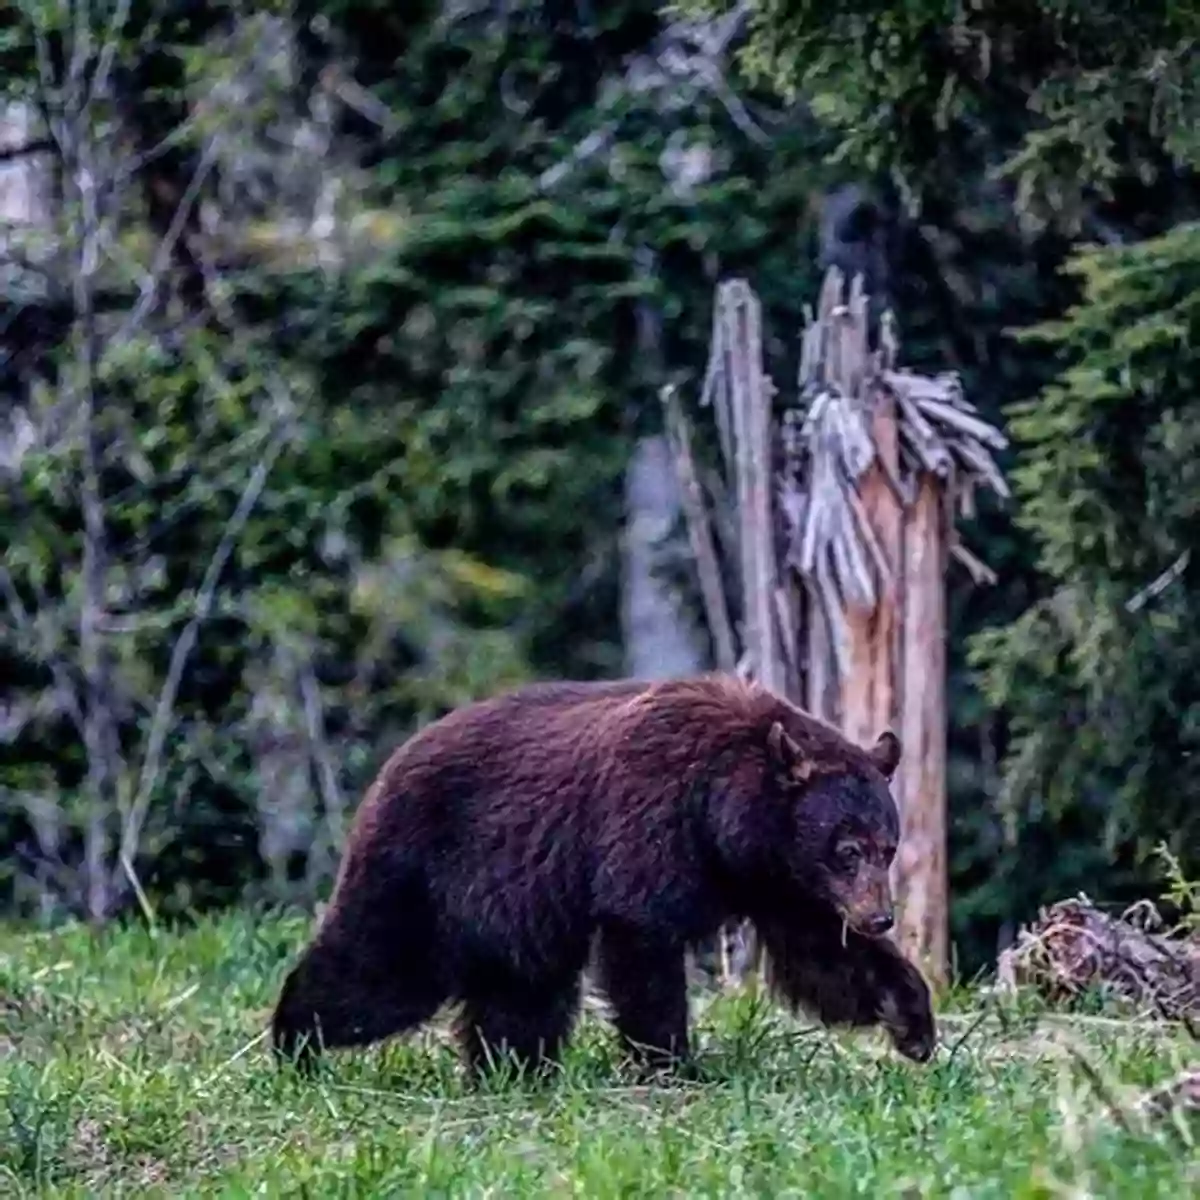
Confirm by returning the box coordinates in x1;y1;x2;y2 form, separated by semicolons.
1;1;1197;979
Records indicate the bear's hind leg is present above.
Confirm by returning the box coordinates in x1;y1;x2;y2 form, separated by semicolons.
453;974;581;1080
594;922;690;1070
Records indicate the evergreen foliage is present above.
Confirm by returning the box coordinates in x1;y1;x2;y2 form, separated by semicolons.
971;223;1200;906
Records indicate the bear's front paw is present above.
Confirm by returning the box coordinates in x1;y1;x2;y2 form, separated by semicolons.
888;1010;936;1063
878;965;937;1063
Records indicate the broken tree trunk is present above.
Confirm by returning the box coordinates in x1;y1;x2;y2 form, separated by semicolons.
787;272;1008;989
667;266;1008;991
894;475;950;980
664;279;796;988
840;386;902;756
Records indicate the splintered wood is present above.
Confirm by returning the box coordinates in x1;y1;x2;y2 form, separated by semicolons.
698;279;786;696
695;279;785;984
666;266;1010;989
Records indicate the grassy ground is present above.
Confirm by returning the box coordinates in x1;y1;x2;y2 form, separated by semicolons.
1;910;1195;1197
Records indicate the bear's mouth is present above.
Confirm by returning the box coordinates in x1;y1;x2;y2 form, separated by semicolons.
832;904;895;940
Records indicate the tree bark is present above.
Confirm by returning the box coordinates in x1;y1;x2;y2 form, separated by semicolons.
894;475;949;985
662;387;737;672
840;393;902;752
804;582;838;724
729;284;783;693
623;433;705;680
624;246;705;683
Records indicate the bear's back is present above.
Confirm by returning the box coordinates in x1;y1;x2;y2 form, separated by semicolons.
354;674;878;843
347;675;770;856
347;679;653;848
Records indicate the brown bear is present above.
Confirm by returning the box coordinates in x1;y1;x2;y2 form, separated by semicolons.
271;674;936;1077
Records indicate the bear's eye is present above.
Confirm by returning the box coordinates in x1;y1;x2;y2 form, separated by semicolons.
836;842;863;869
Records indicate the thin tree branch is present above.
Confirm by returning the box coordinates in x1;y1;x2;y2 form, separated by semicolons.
0;138;54;162
298;659;347;850
1127;550;1190;614
112;138;221;345
661;382;738;672
117;403;293;899
317;62;403;136
537;5;762;193
88;0;136;114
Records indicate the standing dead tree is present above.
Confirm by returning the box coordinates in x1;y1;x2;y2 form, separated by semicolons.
665;268;1009;988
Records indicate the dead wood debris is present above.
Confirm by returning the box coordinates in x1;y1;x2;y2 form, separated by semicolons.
996;895;1200;1023
1136;1066;1200;1122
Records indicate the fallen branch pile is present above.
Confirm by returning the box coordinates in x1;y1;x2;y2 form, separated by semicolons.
997;896;1200;1023
1137;1066;1200;1123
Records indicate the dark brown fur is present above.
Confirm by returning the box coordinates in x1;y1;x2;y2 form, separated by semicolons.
271;674;936;1077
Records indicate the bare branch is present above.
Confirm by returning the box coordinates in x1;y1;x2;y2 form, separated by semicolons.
1127;550;1191;614
298;660;348;849
661;382;738;671
951;542;998;586
0;138;54;162
318;63;403;137
538;126;618;191
112;139;221;345
65;0;94;118
537;5;764;194
88;0;136;114
117;398;293;897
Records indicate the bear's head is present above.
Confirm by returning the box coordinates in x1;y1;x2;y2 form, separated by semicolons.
764;720;902;938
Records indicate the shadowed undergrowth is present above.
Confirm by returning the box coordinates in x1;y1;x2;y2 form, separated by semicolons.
1;910;1195;1196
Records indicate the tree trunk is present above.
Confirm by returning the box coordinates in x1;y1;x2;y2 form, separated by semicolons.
729;286;784;694
840;394;902;751
623;433;705;680
894;475;949;985
804;582;839;725
624;244;705;683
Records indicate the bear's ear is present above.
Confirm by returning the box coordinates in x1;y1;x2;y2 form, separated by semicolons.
768;721;816;784
869;730;901;781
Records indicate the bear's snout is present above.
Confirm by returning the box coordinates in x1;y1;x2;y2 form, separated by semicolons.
823;864;896;938
859;908;894;937
839;903;892;937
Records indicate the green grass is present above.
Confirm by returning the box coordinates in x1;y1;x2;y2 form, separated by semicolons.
1;911;1195;1197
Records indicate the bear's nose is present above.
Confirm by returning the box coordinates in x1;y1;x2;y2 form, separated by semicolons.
863;910;894;936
